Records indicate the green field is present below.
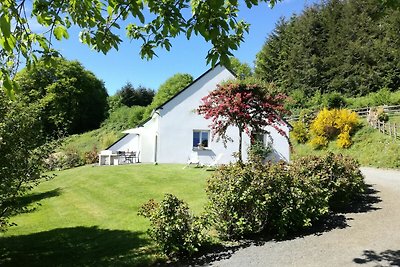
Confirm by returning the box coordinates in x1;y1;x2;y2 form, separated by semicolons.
0;164;210;266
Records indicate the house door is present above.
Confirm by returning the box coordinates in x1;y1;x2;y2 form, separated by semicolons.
154;135;158;163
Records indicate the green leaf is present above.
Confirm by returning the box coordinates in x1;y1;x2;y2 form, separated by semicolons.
137;12;145;24
53;25;69;41
2;75;15;100
186;27;193;40
0;15;11;38
107;6;113;16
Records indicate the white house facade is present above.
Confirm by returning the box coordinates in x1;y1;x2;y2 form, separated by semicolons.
100;64;290;165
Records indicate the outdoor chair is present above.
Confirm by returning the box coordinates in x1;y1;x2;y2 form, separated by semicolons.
204;153;223;170
183;152;200;169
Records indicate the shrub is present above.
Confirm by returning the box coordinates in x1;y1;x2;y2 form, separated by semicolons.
291;153;365;209
309;135;329;149
45;147;83;170
337;128;352;148
309;108;359;149
205;162;274;239
323;92;346;109
372;88;391;106
83;146;98;164
292;120;310;144
375;107;389;122
138;194;208;258
206;153;365;239
206;161;330;238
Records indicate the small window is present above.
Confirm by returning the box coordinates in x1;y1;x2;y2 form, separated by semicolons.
193;130;210;148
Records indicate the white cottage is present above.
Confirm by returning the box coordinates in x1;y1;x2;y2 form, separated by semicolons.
100;64;291;165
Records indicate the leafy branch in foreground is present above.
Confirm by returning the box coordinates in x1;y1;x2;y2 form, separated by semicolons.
0;0;283;96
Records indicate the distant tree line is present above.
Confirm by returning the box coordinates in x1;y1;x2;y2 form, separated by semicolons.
255;0;400;102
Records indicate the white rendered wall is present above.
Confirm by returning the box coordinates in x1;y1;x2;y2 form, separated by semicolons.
265;123;290;162
156;65;250;164
138;115;160;163
107;134;139;153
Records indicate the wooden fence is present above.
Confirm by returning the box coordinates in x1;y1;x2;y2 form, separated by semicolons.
287;104;400;122
368;119;399;140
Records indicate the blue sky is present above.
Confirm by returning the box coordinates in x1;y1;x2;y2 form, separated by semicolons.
51;0;317;95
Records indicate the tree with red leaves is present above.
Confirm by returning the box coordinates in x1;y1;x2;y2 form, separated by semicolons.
197;81;288;163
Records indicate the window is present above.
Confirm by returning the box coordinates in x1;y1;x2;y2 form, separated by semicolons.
193;130;210;148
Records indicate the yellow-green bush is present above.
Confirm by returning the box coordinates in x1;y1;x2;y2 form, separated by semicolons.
337;127;352;148
310;135;329;149
292;120;310;144
309;108;359;149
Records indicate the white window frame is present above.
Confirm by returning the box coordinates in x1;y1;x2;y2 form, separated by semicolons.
193;130;210;149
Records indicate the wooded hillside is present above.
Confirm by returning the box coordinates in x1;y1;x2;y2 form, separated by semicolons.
255;0;400;99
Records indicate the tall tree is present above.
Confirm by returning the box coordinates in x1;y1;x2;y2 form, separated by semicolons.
255;0;400;102
15;58;108;137
230;57;253;79
116;82;154;107
197;81;288;163
144;73;193;118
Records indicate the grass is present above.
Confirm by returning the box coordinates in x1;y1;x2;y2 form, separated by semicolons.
292;121;400;168
0;164;210;266
61;128;123;155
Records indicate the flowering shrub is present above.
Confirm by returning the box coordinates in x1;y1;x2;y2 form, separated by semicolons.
309;135;329;149
309;108;359;149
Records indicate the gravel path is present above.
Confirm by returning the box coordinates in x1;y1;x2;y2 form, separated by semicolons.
204;167;400;267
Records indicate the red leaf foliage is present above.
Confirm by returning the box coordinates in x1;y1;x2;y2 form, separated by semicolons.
197;82;289;144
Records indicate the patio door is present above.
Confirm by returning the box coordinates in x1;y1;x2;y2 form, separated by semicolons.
154;135;158;163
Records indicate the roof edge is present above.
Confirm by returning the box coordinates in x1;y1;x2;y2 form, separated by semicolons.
105;133;128;150
154;62;237;111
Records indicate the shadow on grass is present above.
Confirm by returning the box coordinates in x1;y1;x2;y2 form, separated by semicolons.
0;226;154;267
353;249;400;265
9;188;62;217
187;183;382;266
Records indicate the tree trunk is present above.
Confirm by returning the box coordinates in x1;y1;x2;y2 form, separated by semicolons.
238;128;243;163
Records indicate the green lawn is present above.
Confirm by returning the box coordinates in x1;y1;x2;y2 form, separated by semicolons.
0;164;210;266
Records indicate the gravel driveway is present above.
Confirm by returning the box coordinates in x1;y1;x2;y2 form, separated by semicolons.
202;167;400;267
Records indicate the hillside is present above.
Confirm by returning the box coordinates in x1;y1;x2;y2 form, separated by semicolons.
255;0;400;109
292;120;400;169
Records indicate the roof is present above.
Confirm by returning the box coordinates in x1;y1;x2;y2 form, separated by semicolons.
154;62;237;111
136;62;236;127
105;133;128;150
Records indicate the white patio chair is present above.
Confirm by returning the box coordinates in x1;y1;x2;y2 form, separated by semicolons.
205;153;223;170
183;152;200;169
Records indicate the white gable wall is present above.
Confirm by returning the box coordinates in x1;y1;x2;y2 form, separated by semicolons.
265;123;290;162
108;134;139;153
156;65;251;164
